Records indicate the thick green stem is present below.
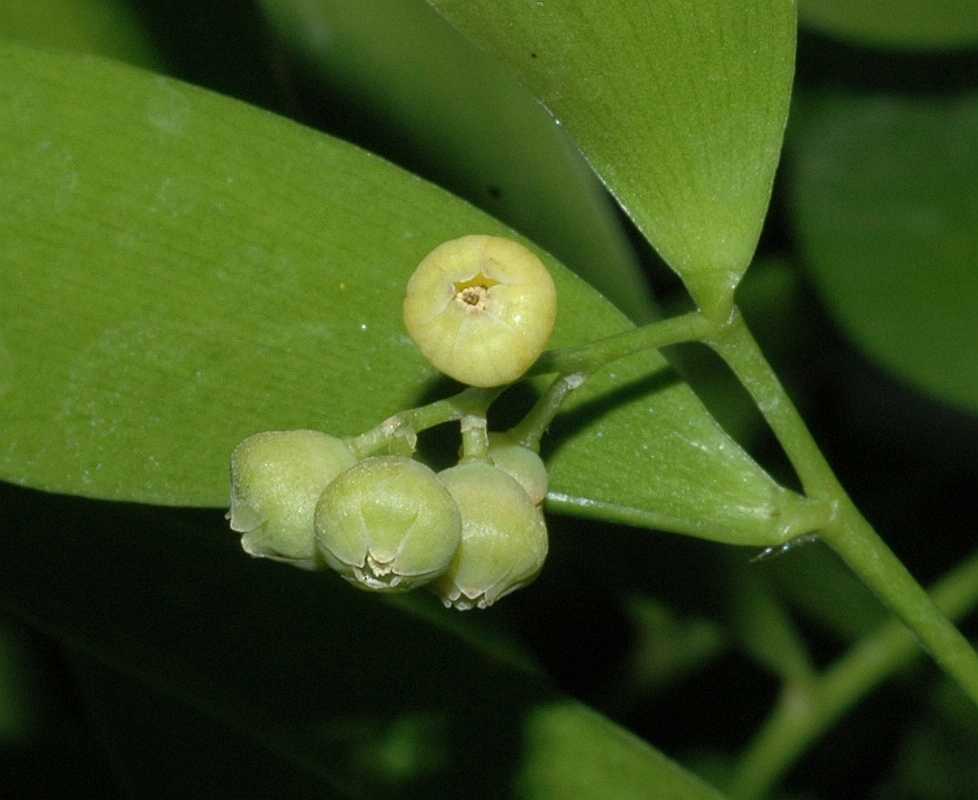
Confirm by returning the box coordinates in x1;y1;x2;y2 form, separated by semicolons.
730;549;978;799
704;310;832;498
707;310;978;707
822;503;978;697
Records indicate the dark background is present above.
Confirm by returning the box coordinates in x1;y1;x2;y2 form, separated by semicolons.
2;3;978;798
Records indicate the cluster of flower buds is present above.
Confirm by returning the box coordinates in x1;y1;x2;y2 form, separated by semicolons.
228;235;558;609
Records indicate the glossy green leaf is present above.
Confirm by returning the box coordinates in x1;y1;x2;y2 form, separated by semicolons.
800;0;978;50
258;0;654;322
790;93;978;414
0;483;725;800
0;43;798;545
0;0;160;68
427;0;797;321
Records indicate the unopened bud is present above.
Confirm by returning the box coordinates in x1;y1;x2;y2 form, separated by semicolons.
434;462;548;610
486;432;548;505
228;430;357;569
315;456;462;592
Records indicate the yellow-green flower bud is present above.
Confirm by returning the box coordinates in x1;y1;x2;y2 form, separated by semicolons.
228;430;357;569
315;456;462;592
434;462;548;610
486;432;548;506
403;235;557;387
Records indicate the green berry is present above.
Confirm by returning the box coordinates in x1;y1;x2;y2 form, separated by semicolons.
486;432;548;506
228;430;357;569
315;456;462;592
434;462;548;610
403;235;557;387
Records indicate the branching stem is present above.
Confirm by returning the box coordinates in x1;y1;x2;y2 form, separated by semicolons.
349;304;978;715
730;548;978;799
509;372;587;451
706;309;978;708
347;387;498;459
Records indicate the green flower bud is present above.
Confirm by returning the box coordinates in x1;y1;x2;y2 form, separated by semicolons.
434;462;548;610
403;235;557;387
315;456;462;592
228;430;357;569
486;432;548;506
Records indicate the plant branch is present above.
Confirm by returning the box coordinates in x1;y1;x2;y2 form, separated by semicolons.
531;310;714;376
730;547;978;799
509;372;587;451
707;309;978;707
459;414;490;462
347;387;498;458
351;311;715;458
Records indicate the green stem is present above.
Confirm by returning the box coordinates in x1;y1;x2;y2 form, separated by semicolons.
707;309;978;706
509;372;587;451
730;548;978;800
459;414;490;462
347;387;498;458
703;310;831;497
531;310;714;376
349;312;715;459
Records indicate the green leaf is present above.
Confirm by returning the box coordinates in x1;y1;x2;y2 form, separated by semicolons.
516;703;725;800
427;0;797;321
0;0;161;68
799;0;978;50
257;0;654;323
0;43;798;545
0;484;725;800
790;93;978;414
